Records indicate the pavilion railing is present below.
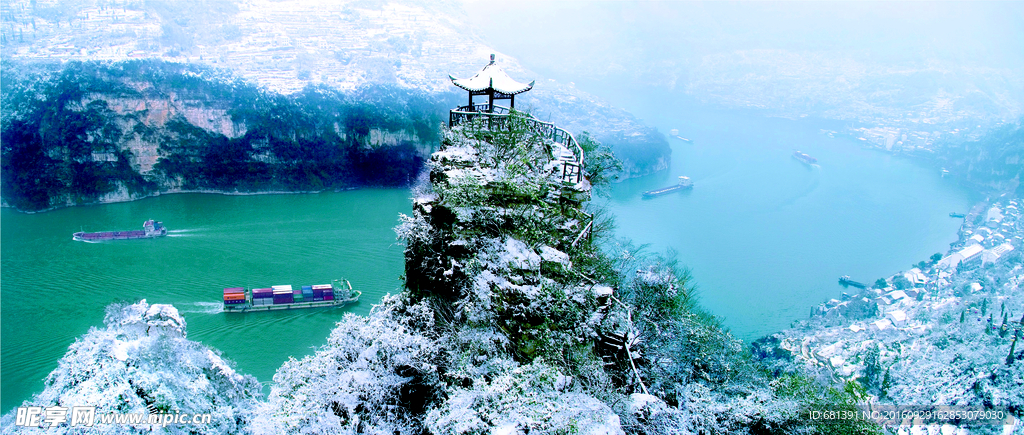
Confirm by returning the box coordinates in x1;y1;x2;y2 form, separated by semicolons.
449;104;585;185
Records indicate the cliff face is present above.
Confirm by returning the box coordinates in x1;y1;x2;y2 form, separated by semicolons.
0;0;672;184
927;121;1024;195
2;104;881;434
0;60;446;211
259;112;880;434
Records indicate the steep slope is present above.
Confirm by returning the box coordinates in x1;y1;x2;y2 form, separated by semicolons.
1;60;444;211
259;110;880;434
1;106;880;434
0;0;670;180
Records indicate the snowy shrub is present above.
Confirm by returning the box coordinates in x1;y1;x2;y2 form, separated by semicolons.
0;301;261;434
256;295;442;435
426;361;624;435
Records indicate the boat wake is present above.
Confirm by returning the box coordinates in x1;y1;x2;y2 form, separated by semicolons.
167;229;205;238
179;302;224;314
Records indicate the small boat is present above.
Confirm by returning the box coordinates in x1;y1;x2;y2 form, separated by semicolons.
949;212;966;218
669;129;692;142
222;279;361;312
642;176;693;198
793;151;817;165
73;220;167;241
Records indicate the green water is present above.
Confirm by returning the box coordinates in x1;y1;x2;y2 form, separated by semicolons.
1;190;410;412
0;106;975;413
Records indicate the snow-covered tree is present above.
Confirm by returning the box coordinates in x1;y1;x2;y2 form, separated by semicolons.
1;301;261;434
254;295;442;434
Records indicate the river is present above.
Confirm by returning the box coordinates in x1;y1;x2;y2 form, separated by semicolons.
0;105;974;413
602;99;974;340
1;190;410;412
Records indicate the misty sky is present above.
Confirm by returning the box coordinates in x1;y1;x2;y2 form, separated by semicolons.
461;1;1024;124
464;1;1024;77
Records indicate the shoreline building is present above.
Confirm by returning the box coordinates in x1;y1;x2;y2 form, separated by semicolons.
937;244;984;270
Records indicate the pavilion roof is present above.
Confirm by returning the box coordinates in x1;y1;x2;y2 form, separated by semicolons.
449;55;534;95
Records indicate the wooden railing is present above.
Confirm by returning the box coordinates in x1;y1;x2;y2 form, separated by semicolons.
449;105;585;184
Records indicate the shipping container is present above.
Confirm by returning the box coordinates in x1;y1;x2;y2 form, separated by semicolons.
220;279;359;312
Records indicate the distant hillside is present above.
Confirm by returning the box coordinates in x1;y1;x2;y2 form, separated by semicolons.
925;120;1024;194
0;0;671;181
0;60;447;211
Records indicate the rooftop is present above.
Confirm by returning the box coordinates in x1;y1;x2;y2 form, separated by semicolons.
449;54;535;95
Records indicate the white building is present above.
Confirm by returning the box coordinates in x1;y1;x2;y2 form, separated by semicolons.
937;244;985;269
886;290;910;303
887;310;908;327
982;243;1015;265
987;207;1004;229
905;268;928;286
872;318;893;331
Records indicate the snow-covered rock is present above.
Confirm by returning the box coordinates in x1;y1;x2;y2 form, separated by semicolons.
1;301;260;434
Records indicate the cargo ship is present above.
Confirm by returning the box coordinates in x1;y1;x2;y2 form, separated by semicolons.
793;151;818;165
642;176;693;198
222;279;360;312
73;220;167;241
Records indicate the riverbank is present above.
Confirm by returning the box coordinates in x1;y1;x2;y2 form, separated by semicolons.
0;187;364;214
604;104;972;341
756;197;1024;432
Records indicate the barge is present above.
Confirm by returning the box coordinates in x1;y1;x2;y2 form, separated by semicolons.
838;275;867;289
642;176;693;198
73;220;167;241
793;151;818;165
222;279;360;312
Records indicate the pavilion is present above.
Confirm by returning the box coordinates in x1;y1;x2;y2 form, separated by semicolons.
449;54;535;112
